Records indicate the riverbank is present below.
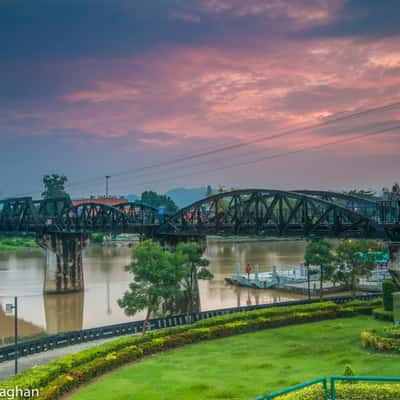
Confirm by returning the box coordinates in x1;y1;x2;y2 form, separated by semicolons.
0;236;38;251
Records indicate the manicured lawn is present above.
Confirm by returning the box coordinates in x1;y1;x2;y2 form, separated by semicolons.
70;316;397;400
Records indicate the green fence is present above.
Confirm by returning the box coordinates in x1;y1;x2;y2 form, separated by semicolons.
256;376;400;400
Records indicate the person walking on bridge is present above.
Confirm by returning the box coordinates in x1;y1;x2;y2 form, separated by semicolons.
246;263;252;281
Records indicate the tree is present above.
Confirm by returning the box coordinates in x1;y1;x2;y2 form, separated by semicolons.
346;189;376;199
205;185;213;197
173;242;213;314
382;279;398;311
118;240;184;334
140;190;178;214
42;174;70;199
304;239;335;301
334;239;384;297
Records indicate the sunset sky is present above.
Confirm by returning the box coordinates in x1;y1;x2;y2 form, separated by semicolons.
1;0;400;198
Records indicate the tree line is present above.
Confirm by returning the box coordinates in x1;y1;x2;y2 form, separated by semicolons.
305;238;387;300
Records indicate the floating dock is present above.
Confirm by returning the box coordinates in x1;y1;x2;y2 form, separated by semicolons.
225;264;320;289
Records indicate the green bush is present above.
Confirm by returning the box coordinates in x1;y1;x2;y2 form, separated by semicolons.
383;279;398;311
0;299;381;399
90;233;104;244
373;307;394;322
343;364;355;377
384;325;400;339
0;236;38;251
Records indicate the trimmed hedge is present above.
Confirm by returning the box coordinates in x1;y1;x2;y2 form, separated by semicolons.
384;325;400;339
0;299;380;400
373;307;394;322
361;329;400;353
279;382;400;400
382;279;398;311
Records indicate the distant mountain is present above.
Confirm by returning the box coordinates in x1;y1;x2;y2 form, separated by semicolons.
165;187;209;208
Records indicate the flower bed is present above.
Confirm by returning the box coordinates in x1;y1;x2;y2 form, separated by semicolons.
361;328;400;353
0;299;380;400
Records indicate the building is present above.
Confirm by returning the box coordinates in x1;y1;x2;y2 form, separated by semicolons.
72;196;128;207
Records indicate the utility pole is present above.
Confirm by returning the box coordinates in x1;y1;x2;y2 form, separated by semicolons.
105;175;111;198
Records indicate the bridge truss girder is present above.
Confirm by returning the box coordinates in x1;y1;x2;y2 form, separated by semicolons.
0;199;160;235
0;190;398;240
157;189;383;239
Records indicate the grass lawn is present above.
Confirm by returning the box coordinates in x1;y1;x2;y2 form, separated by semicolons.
69;316;398;400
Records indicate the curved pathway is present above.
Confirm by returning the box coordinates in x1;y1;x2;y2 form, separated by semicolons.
0;336;126;381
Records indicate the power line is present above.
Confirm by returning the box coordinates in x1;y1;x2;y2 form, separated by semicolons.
8;99;400;198
47;101;400;189
118;124;400;189
64;99;400;189
74;119;397;191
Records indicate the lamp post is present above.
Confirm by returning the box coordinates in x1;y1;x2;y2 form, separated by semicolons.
105;175;111;198
5;297;18;374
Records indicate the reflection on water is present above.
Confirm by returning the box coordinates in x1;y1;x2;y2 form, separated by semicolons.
44;293;84;335
0;239;306;342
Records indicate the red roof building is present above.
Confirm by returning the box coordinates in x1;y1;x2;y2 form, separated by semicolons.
72;196;128;207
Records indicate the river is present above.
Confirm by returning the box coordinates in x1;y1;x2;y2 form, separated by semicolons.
0;239;307;344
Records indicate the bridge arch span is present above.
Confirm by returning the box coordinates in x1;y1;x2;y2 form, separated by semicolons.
157;189;382;239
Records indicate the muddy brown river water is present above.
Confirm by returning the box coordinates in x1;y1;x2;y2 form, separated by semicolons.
0;239;307;343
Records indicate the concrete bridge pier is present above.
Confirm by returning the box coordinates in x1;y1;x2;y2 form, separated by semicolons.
159;235;207;252
389;242;400;287
38;233;88;294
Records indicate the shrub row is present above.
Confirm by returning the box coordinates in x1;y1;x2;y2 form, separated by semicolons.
278;382;400;400
384;325;400;339
0;299;380;399
361;329;400;353
373;307;394;322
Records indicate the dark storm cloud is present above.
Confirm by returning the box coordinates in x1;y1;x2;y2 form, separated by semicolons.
0;0;270;62
0;0;354;64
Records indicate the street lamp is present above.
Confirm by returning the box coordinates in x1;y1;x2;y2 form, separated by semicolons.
105;175;111;198
5;297;18;374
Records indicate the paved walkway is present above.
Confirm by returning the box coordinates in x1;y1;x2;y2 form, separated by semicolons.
0;336;126;381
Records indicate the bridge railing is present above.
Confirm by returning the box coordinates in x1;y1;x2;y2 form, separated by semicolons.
0;293;381;364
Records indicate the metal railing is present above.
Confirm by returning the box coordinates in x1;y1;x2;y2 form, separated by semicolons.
0;292;381;363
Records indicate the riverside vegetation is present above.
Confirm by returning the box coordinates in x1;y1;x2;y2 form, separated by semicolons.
1;298;396;400
0;236;38;251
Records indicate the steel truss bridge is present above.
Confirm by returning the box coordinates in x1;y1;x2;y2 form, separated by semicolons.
0;189;399;240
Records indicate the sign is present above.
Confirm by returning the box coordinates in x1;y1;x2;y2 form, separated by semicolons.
5;303;14;314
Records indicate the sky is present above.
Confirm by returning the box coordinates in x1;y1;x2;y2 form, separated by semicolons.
1;0;400;199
